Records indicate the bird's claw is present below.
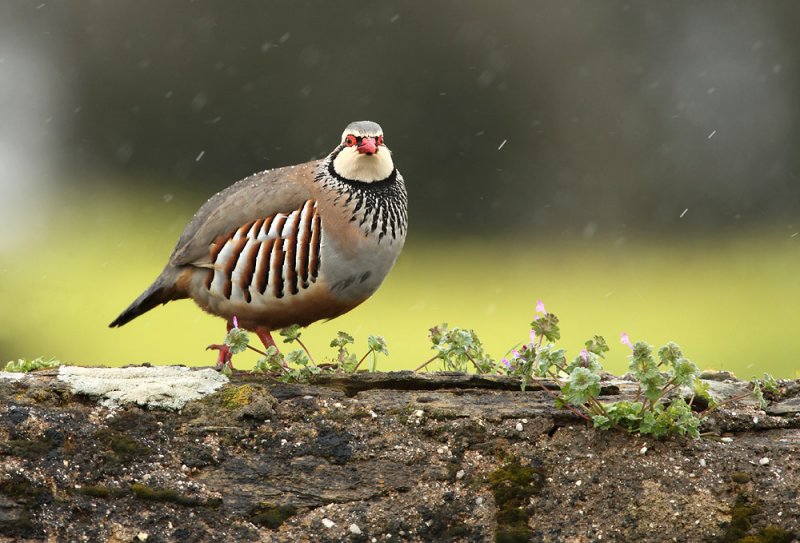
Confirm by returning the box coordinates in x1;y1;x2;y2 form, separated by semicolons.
207;343;234;371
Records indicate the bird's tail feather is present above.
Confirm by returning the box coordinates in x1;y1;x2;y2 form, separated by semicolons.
109;268;186;328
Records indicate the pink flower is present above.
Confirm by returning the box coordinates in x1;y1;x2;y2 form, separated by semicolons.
512;349;521;359
580;348;589;364
529;329;537;345
501;358;512;369
536;299;547;314
232;316;239;329
620;332;633;350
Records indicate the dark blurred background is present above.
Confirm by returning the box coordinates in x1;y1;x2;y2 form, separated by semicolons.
1;1;798;375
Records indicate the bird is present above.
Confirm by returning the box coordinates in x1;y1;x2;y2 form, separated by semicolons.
109;120;408;369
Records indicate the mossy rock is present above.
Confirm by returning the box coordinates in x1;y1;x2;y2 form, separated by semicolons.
131;484;221;507
488;458;545;542
250;503;298;529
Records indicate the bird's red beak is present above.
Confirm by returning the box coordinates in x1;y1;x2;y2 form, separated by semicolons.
357;137;377;155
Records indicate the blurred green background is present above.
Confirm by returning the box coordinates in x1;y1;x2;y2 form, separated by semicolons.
1;1;798;377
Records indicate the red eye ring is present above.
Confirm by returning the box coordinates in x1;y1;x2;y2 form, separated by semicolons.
345;135;357;147
376;135;384;146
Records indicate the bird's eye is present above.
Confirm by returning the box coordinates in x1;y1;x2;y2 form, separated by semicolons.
376;135;384;146
345;135;357;147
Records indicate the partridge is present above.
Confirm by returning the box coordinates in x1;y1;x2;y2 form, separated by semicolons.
110;121;408;368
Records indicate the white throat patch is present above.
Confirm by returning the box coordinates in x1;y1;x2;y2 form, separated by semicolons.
332;146;394;183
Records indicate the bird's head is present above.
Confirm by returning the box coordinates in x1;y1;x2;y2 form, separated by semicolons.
331;120;394;183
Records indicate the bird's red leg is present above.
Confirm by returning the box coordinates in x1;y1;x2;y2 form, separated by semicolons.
254;327;279;353
207;320;235;370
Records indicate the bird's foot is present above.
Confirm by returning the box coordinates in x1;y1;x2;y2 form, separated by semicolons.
207;343;234;371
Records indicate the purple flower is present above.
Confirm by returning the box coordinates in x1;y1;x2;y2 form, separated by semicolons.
536;299;547;314
620;332;633;350
511;349;521;359
233;316;239;329
580;348;589;365
501;358;512;369
529;329;537;344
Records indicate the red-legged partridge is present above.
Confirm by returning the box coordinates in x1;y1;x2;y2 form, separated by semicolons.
110;121;407;368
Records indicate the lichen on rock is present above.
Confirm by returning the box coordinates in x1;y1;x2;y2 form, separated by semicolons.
57;365;227;410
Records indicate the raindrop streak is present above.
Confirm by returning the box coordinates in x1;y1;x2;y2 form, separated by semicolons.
196;151;205;162
498;139;507;150
680;208;688;218
708;130;717;139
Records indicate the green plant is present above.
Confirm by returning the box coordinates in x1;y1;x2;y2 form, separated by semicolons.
750;372;779;409
416;323;494;373
420;300;719;438
4;357;62;373
238;321;389;383
330;332;389;373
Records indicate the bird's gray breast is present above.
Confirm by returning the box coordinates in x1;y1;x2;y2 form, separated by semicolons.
315;166;408;302
320;227;405;302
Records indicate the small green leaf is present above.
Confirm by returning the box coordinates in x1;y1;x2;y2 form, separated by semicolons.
657;342;683;366
562;366;601;406
280;324;303;343
3;357;62;373
530;313;561;342
752;382;767;409
253;346;283;374
224;328;250;355
640;372;666;402
631;341;653;364
533;344;565;377
565;351;603;374
761;373;779;394
671;357;699;387
285;350;309;367
584;336;609;358
330;331;355;349
341;353;359;373
367;335;389;356
427;323;493;373
592;415;611;429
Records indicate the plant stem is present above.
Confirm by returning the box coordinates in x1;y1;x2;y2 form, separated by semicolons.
295;338;316;367
700;389;758;415
247;345;290;372
414;355;439;372
464;352;483;373
588;397;608;417
351;350;373;373
246;345;267;356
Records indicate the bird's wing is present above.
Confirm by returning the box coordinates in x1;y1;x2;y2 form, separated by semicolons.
169;160;320;267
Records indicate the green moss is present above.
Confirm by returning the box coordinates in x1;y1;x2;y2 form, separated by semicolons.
0;437;57;459
737;526;796;543
74;485;125;498
392;404;416;425
250;504;298;529
131;483;221;507
94;429;149;463
488;458;545;543
730;472;752;484
219;385;255;409
0;477;46;537
723;496;757;542
718;495;796;543
0;478;46;499
754;526;796;543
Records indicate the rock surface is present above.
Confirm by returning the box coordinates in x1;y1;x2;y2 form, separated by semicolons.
0;368;799;542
